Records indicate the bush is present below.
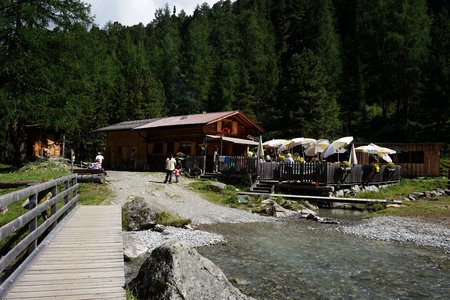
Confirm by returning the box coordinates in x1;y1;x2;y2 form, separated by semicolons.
155;211;191;227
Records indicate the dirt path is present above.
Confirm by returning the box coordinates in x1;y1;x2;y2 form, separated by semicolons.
106;170;271;225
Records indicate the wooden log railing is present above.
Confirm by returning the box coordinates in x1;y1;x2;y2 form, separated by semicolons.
0;174;79;278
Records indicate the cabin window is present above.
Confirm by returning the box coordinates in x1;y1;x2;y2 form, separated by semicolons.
153;143;163;154
221;120;232;133
397;151;424;164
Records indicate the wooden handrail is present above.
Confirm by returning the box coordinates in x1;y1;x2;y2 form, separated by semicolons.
0;174;79;275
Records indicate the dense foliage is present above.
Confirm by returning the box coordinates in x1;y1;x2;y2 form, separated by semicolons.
1;0;449;164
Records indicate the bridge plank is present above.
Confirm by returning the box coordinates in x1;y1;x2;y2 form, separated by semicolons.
5;205;125;300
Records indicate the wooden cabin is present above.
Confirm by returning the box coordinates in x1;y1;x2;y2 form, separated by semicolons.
93;111;264;171
25;125;64;159
355;143;442;177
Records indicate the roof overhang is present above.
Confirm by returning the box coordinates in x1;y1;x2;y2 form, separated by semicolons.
206;135;259;146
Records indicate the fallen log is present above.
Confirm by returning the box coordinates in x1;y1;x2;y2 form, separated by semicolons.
77;174;105;184
0;181;43;189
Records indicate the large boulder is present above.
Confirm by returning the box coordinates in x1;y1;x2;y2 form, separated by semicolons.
127;241;254;300
123;197;159;231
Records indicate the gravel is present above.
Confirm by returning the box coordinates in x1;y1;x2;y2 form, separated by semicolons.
107;170;272;225
340;216;450;252
107;171;272;257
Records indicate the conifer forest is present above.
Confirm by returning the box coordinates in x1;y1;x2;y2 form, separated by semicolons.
1;0;449;164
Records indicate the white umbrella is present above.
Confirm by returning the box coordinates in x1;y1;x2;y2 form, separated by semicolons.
256;136;264;158
262;139;289;148
304;139;330;156
323;136;354;159
355;143;396;162
277;137;316;153
349;143;358;165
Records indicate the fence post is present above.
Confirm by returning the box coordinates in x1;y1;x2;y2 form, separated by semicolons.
49;184;57;231
27;193;38;254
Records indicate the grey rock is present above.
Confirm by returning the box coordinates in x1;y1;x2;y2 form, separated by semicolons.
335;190;345;198
408;194;417;201
351;185;361;194
261;199;274;205
123;197;158;231
208;182;227;193
127;241;254;300
153;224;166;233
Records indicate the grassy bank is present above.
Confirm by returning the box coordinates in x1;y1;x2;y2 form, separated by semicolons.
189;177;450;227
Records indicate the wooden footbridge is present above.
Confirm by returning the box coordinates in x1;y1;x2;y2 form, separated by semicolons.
0;175;125;299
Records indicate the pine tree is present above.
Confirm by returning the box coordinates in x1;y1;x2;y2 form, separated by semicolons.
281;49;341;138
0;0;92;164
356;0;430;141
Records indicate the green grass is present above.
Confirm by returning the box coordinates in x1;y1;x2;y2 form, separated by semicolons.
188;179;264;211
354;177;448;200
188;180;240;207
77;183;112;205
368;197;450;224
0;160;70;182
155;211;191;227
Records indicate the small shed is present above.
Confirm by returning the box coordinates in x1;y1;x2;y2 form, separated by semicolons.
355;143;442;177
94;111;264;171
25;125;64;159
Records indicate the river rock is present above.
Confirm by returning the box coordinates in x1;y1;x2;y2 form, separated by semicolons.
208;182;227;192
386;204;406;209
127;241;254;300
300;208;317;219
123;197;158;231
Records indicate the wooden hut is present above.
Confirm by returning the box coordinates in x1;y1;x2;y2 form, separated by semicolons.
25;125;64;159
355;143;442;177
93;111;264;171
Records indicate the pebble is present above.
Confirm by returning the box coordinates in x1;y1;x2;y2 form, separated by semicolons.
339;216;450;253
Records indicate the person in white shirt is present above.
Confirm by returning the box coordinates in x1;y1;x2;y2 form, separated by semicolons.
95;152;105;167
163;154;176;183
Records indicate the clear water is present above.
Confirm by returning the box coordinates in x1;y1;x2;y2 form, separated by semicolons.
197;217;450;299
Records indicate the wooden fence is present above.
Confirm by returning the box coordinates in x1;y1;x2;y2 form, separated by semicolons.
0;174;79;280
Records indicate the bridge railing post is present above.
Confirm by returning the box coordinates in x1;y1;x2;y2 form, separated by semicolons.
27;193;38;254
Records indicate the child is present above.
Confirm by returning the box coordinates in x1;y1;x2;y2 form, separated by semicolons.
174;166;180;183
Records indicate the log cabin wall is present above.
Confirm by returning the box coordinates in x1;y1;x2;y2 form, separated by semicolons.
105;131;146;170
356;143;441;177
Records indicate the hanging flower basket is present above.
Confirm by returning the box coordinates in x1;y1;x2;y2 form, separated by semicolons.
387;162;396;172
338;161;352;173
370;162;380;173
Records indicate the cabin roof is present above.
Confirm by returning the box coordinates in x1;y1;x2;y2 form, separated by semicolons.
92;118;161;132
93;111;264;133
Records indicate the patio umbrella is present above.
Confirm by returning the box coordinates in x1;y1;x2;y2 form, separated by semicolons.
262;139;289;148
349;143;358;165
323;136;354;159
256;135;264;158
304;139;330;156
355;143;396;163
277;137;316;153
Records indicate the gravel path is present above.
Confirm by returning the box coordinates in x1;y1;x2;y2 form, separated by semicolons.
107;170;271;225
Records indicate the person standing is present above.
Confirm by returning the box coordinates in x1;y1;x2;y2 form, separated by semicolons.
164;154;176;184
95;152;105;168
129;149;137;170
174;165;180;183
